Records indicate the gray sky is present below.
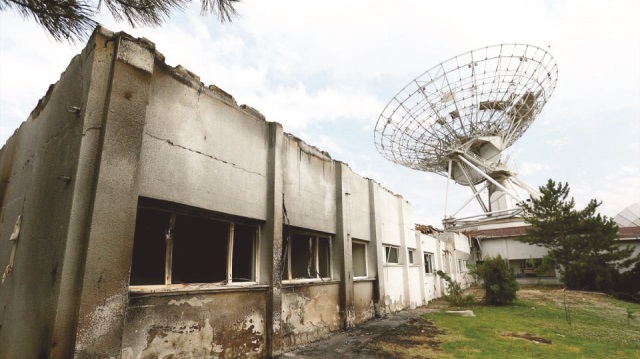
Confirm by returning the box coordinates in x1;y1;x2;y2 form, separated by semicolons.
1;0;639;227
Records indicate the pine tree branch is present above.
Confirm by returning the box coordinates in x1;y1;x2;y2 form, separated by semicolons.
1;0;240;42
2;0;97;41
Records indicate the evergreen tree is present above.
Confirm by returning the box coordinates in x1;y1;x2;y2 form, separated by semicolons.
519;179;639;292
1;0;239;42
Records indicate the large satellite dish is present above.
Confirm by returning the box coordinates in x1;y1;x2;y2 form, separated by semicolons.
374;44;558;227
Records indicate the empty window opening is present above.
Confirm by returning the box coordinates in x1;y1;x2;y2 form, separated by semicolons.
408;249;415;264
129;202;258;288
130;208;170;285
385;246;399;264
424;253;434;274
172;214;228;284
352;241;367;277
284;232;332;281
232;224;257;282
317;237;331;278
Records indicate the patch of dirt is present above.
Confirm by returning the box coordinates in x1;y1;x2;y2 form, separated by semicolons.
502;332;552;345
368;316;446;358
285;308;446;358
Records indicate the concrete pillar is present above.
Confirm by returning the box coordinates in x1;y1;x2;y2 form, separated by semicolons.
73;33;155;358
336;163;355;328
397;197;411;308
50;28;119;359
264;122;284;357
415;232;427;306
368;180;386;317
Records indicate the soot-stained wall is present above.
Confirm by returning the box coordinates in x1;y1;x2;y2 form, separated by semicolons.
0;27;469;358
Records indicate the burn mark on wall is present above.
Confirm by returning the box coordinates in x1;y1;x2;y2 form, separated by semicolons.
130;313;265;358
122;293;267;358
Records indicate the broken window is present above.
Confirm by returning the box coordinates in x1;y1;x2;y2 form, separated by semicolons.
129;203;258;288
408;249;415;265
384;246;399;264
424;253;433;274
283;231;332;281
352;241;367;278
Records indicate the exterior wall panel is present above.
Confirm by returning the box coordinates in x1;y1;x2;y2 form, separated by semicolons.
122;291;268;358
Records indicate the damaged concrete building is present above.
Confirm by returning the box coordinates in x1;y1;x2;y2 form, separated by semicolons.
0;28;472;358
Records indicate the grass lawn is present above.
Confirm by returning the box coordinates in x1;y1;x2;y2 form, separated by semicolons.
424;287;640;358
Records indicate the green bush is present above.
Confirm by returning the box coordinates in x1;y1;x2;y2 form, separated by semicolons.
472;255;519;305
436;270;474;306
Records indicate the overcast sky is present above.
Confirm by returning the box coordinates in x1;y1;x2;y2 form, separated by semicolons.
1;0;639;227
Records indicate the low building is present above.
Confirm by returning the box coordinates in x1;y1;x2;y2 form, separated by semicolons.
0;28;471;358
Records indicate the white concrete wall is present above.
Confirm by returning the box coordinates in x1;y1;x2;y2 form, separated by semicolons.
419;234;441;301
482;237;548;260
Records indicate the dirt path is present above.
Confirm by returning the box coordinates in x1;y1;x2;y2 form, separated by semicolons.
283;307;444;358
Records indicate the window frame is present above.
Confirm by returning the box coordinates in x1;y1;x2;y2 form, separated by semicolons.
458;259;468;273
407;249;416;265
384;245;400;265
351;240;368;279
129;202;261;292
282;230;333;283
423;252;434;274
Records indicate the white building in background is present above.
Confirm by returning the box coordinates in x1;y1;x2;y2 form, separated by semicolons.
615;203;640;261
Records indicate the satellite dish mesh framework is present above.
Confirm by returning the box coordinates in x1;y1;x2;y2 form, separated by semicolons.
374;44;558;227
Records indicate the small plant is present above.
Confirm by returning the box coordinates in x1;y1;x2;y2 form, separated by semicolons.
563;288;572;327
436;270;474;306
626;308;635;328
472;255;519;305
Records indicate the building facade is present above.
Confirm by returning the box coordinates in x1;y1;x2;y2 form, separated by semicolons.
0;28;472;358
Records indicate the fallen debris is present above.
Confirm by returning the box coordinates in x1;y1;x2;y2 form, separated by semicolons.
445;310;475;317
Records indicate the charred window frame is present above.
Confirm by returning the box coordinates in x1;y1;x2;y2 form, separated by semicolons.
283;231;332;281
352;240;368;278
424;253;434;274
384;245;400;264
129;204;259;289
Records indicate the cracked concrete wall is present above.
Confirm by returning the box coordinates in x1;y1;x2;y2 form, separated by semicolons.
121;291;267;358
138;66;269;220
281;283;341;348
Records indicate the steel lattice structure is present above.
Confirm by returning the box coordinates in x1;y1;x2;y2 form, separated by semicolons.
375;44;557;180
374;44;558;226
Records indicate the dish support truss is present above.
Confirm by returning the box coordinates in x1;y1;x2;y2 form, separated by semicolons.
441;148;540;229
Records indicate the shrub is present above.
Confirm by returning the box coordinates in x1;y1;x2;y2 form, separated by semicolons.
436;270;474;306
472;255;519;305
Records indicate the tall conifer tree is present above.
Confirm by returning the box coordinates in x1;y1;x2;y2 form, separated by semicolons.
519;179;639;291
